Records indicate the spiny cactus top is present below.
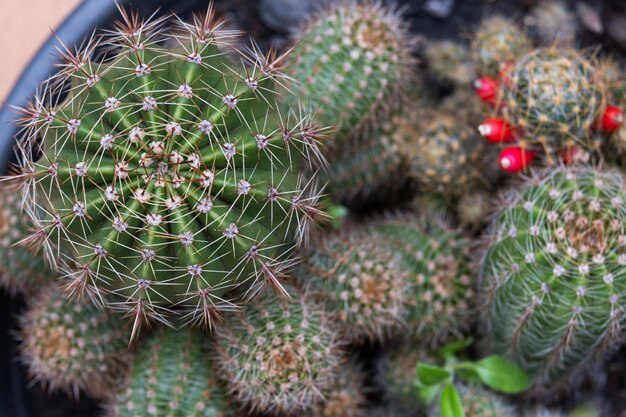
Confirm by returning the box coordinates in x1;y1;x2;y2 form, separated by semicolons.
16;7;323;331
481;166;626;388
500;48;604;152
0;179;53;295
19;285;129;399
109;328;233;417
471;16;531;79
214;287;340;415
289;0;413;139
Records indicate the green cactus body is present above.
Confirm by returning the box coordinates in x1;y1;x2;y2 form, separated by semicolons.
0;180;53;295
19;285;129;399
215;288;340;415
309;362;367;417
17;9;322;328
370;215;474;347
428;385;517;417
471;16;531;79
289;1;413;139
408;113;489;196
481;166;626;387
299;230;409;343
110;328;231;417
424;40;475;86
501;48;604;153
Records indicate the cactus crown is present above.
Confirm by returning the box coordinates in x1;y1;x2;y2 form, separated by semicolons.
501;48;605;152
482;166;626;387
15;6;324;333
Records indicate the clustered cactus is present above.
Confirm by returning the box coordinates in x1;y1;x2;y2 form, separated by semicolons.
3;2;626;417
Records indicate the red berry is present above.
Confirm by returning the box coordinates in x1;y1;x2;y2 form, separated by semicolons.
477;118;518;143
498;146;537;173
498;61;514;88
473;77;498;105
597;105;624;132
561;145;582;165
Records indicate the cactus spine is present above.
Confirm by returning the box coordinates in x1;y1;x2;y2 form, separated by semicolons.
15;7;323;332
19;285;129;399
108;328;232;417
481;166;626;388
214;287;340;415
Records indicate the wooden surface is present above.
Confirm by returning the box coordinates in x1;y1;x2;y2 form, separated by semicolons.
0;0;80;103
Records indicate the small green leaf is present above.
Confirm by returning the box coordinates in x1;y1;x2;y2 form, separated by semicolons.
473;356;530;394
415;381;442;406
437;337;474;360
417;363;451;386
440;383;465;417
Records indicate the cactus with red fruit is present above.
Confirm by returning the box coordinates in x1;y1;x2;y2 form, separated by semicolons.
13;6;324;335
481;166;626;389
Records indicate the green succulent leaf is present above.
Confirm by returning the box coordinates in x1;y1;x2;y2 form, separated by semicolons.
417;363;451;386
473;356;530;394
440;383;465;417
437;337;474;360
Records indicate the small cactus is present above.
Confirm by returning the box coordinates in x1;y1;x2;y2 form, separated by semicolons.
456;188;495;229
299;228;409;343
528;0;577;47
288;0;414;139
481;166;626;388
15;7;323;332
471;16;531;79
380;345;434;406
428;385;517;417
499;47;604;155
370;214;474;347
108;328;233;417
424;40;475;86
18;284;129;399
214;287;341;415
309;362;367;417
0;179;53;295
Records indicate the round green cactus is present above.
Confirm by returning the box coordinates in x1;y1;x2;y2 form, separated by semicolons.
214;287;340;415
16;8;323;331
370;214;474;347
481;166;626;388
500;48;605;153
428;385;516;417
19;284;129;399
471;16;531;79
299;228;409;343
108;328;233;417
288;1;413;139
0;179;53;295
424;40;475;86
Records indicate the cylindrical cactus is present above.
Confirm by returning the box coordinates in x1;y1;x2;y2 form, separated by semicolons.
481;166;626;388
500;48;605;154
299;228;409;343
471;16;531;79
108;328;233;417
18;284;129;399
214;287;341;415
424;40;475;87
15;7;323;332
288;0;413;139
0;179;53;295
369;214;474;347
428;385;517;417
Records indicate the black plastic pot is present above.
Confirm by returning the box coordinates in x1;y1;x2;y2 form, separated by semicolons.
0;1;203;416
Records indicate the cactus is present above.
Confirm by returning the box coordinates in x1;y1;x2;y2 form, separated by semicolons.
428;385;517;417
288;0;413;139
108;328;233;417
456;188;494;229
369;214;474;347
471;16;531;79
500;48;604;155
380;345;434;405
309;362;367;417
481;166;626;388
424;40;475;87
299;228;409;343
18;284;129;399
528;1;577;47
15;7;324;333
214;287;340;415
407;112;490;197
0;179;53;295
